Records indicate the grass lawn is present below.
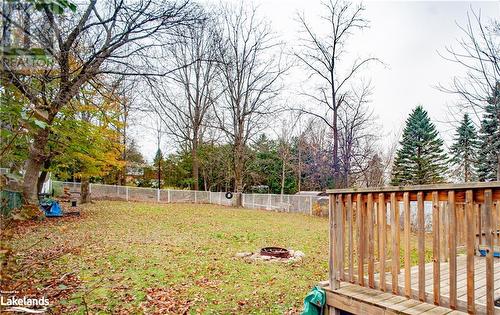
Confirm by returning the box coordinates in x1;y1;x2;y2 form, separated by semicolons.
6;201;330;314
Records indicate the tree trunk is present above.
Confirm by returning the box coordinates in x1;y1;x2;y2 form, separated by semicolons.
80;177;90;204
22;128;50;203
192;139;199;190
233;138;244;207
297;137;302;192
281;159;285;195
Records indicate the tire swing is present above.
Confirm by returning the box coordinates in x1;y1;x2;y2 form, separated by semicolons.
225;192;233;199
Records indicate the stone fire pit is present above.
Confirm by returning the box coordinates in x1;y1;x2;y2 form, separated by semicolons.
235;247;305;263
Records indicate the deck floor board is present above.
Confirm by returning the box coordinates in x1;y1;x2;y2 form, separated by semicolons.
336;255;500;313
326;282;467;314
375;255;500;313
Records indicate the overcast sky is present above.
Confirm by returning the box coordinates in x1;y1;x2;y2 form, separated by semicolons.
136;0;500;162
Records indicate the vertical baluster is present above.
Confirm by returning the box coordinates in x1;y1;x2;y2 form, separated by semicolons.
346;194;354;283
484;189;494;314
338;194;345;281
477;203;482;247
440;201;448;262
497;201;500;247
465;189;475;313
448;190;457;309
492;201;497;247
378;193;386;291
329;194;338;289
404;192;411;298
357;194;365;287
432;191;440;305
417;191;425;302
367;193;375;288
390;192;399;295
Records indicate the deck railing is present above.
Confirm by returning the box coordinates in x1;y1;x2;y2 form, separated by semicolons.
327;182;500;314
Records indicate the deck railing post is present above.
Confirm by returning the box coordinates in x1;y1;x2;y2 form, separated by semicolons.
337;195;345;281
465;189;475;313
417;191;425;301
484;189;494;314
390;192;399;295
367;193;375;288
329;193;340;289
448;190;457;309
432;191;440;305
356;194;365;287
403;192;411;298
346;194;353;283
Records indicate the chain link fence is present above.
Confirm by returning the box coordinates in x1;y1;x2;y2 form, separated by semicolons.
52;181;327;216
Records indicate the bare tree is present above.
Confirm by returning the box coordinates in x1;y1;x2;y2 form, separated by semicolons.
1;0;201;201
214;3;287;203
439;10;499;118
338;81;378;187
275;113;300;195
439;10;499;180
294;0;379;188
147;17;219;191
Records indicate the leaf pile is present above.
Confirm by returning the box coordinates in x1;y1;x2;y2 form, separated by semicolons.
141;286;193;315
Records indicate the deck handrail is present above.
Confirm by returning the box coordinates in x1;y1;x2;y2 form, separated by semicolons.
326;181;500;194
327;182;500;314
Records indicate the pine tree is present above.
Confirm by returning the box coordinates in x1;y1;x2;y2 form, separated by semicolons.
477;82;500;181
449;113;479;182
391;106;447;185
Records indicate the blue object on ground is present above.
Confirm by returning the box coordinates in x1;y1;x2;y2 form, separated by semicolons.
301;285;325;315
478;248;500;258
40;198;63;217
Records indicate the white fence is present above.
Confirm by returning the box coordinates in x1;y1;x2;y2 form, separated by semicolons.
52;181;327;215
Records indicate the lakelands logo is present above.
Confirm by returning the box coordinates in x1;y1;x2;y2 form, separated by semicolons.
0;292;49;314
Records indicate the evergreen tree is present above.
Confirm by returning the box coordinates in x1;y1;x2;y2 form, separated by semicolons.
391;106;447;185
153;148;163;188
449;113;479;182
477;83;500;181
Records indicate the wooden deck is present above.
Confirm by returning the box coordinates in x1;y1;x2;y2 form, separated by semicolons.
326;184;500;314
325;282;467;315
325;255;500;314
372;255;500;314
